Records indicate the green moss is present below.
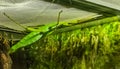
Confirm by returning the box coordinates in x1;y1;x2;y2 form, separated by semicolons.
28;21;120;69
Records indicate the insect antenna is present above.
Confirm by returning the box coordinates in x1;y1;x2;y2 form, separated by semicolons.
3;12;27;30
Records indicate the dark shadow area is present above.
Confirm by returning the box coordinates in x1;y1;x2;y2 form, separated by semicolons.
11;50;28;69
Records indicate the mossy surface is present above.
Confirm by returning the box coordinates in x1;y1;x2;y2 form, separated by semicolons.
26;21;120;69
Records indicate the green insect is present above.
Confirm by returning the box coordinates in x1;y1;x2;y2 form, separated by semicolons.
4;10;102;54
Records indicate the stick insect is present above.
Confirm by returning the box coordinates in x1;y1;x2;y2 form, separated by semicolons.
3;3;101;54
4;12;101;54
4;13;101;54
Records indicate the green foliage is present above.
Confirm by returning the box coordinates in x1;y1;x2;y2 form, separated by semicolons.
27;21;120;69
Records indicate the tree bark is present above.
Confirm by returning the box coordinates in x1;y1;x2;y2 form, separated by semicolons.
0;36;12;69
